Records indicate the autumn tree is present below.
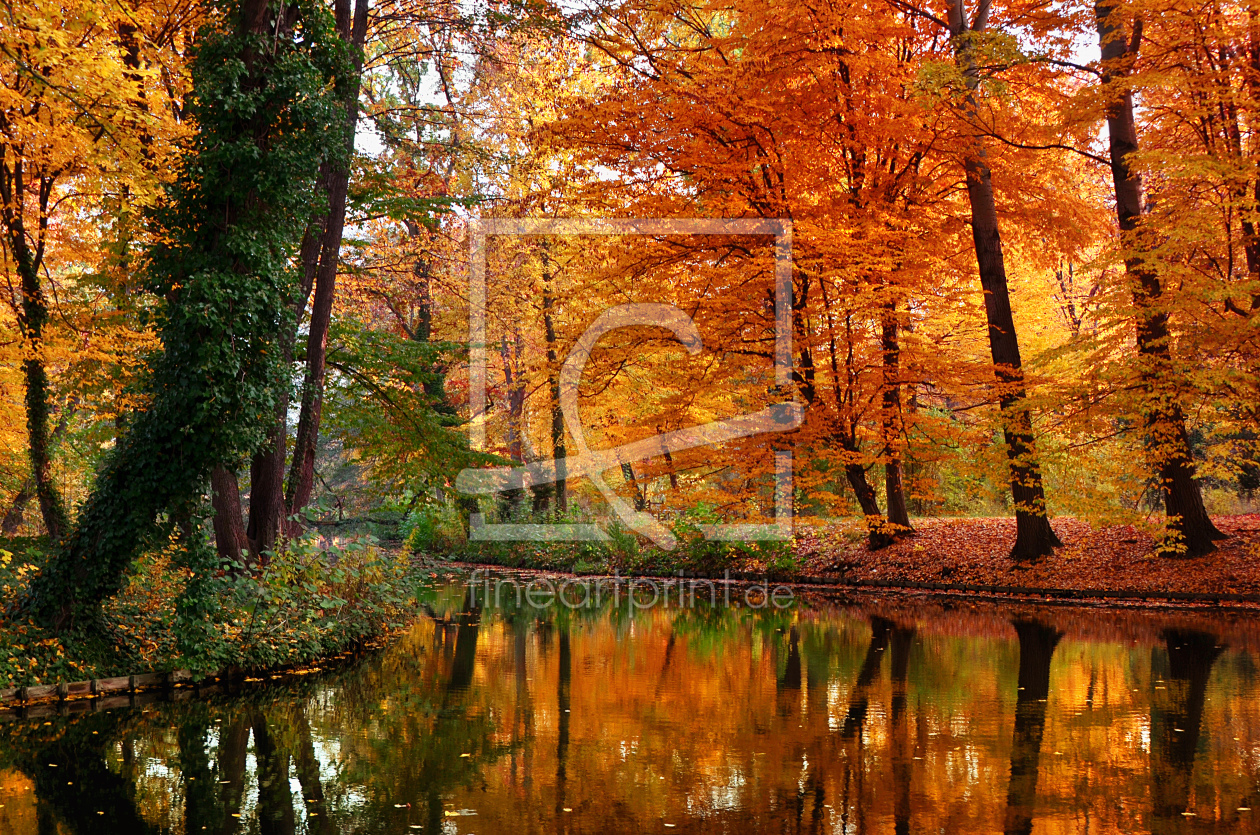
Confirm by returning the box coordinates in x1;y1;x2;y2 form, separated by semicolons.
0;0;176;542
1090;0;1226;556
26;0;352;625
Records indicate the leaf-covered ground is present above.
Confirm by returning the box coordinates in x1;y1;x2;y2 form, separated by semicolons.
795;515;1260;596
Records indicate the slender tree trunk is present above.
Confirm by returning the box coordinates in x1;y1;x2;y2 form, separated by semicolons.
1095;2;1224;556
542;249;567;515
818;277;893;548
962;155;1061;560
881;304;912;532
500;332;529;517
621;462;647;510
948;1;1060;562
283;0;371;523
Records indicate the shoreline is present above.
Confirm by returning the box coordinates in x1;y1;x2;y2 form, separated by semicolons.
434;512;1260;611
444;560;1260;611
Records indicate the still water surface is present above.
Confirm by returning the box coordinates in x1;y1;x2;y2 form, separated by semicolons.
2;574;1260;834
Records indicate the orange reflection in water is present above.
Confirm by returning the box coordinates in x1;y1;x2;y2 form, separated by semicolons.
2;582;1260;834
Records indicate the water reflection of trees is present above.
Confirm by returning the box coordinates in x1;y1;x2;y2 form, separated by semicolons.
2;590;1260;833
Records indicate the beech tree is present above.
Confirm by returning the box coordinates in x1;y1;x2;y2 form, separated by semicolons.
1092;0;1225;556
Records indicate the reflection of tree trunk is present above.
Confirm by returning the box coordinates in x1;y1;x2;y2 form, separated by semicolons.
512;616;534;794
446;591;481;694
805;634;829;720
841;616;893;738
1150;629;1223;832
292;706;336;835
890;626;915;835
426;786;443;835
655;628;678;698
777;625;802;719
253;712;296;835
556;623;572;830
217;718;251;835
1003;619;1063;835
179;706;225;834
781;625;802;689
15;714;157;834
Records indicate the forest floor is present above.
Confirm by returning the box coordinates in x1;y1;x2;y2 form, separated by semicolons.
794;514;1260;596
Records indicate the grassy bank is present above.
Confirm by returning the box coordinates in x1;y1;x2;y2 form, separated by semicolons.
0;534;423;690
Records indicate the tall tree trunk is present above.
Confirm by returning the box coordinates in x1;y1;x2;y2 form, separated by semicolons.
542;248;567;515
881;303;912;532
961;154;1060;560
1095;1;1224;556
283;0;371;523
947;1;1060;561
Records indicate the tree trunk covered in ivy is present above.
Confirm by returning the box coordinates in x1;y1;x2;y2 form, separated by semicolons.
0;154;69;544
26;0;352;627
204;0;370;563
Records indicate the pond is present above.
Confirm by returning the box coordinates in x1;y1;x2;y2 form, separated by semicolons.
1;572;1259;834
